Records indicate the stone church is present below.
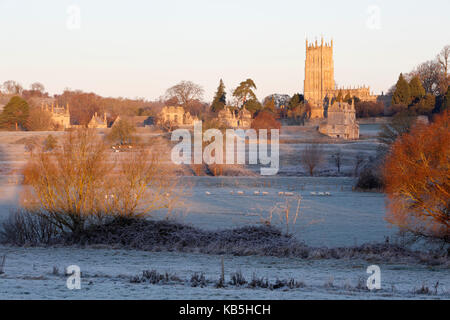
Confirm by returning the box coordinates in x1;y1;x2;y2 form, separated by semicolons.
304;37;378;119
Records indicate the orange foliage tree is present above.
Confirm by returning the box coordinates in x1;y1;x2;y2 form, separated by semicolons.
383;111;449;241
22;129;177;235
251;111;281;134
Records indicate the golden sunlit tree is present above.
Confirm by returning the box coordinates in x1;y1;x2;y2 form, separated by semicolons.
22;129;177;236
383;111;449;241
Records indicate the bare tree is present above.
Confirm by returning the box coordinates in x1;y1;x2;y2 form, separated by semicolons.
410;61;442;95
30;82;45;93
437;45;450;92
300;144;324;176
21;129;178;235
26;108;54;131
353;153;366;177
165;81;204;108
2;80;23;95
331;150;342;174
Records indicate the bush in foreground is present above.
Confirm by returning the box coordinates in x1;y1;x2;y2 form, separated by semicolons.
20;129;176;237
384;111;449;242
1;213;448;266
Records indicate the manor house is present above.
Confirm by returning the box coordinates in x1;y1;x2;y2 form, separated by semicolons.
158;106;198;127
217;106;252;128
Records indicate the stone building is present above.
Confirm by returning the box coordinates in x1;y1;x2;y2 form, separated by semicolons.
87;112;108;129
334;86;377;102
158;106;198;126
304;38;335;119
304;37;378;118
42;103;71;129
318;100;359;140
217;106;252;128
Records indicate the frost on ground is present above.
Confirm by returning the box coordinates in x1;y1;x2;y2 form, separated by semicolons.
4;218;444;267
0;247;449;299
0;129;448;299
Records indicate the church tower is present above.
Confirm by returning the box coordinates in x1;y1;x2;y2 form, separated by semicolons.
304;37;335;118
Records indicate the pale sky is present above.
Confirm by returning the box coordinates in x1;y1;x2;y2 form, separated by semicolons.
0;0;449;102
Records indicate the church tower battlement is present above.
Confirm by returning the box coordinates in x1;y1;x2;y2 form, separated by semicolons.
303;37;378;119
304;37;335;118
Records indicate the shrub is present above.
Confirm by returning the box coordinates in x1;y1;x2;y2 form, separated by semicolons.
190;273;208;287
384;111;449;241
251;110;281;134
355;101;384;118
21;129;176;237
355;168;383;190
107;118;137;145
43;134;58;151
0;209;57;245
229;270;247;286
131;270;182;284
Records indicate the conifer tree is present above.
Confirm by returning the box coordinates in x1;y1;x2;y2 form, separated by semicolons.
288;93;304;110
392;73;411;106
211;79;226;112
263;97;276;113
409;76;425;103
0;96;30;130
233;79;257;106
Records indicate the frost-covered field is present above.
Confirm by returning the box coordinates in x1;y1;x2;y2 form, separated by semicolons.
151;176;392;247
0;247;449;299
0;126;448;300
0;177;449;299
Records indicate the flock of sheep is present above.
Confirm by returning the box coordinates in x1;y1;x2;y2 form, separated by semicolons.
204;191;332;196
